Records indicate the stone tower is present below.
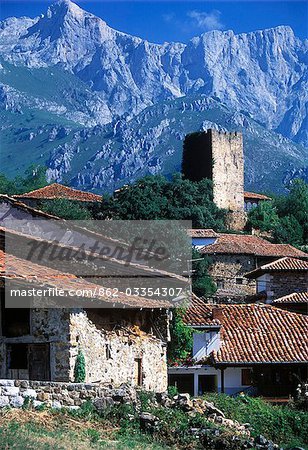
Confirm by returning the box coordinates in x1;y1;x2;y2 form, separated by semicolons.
211;130;245;230
210;130;244;209
182;129;246;230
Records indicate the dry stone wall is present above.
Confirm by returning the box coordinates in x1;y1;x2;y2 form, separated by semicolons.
0;379;136;409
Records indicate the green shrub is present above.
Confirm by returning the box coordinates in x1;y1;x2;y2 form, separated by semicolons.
168;307;193;364
167;385;178;397
204;393;308;448
74;349;86;383
138;391;156;410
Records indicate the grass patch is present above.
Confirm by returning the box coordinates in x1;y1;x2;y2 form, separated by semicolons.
204;393;308;449
0;394;307;449
0;409;168;450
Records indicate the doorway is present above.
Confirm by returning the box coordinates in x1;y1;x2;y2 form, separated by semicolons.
7;343;50;380
168;374;194;396
198;374;217;395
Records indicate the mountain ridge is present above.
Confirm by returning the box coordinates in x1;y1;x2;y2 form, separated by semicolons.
0;0;307;193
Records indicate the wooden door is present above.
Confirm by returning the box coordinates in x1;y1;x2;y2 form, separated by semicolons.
29;344;50;381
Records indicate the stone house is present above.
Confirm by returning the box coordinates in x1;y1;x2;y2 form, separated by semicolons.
0;194;189;285
0;195;188;391
168;296;308;398
198;233;307;302
0;249;170;391
244;191;271;212
245;257;308;302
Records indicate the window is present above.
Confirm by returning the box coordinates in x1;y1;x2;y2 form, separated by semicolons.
1;302;30;337
105;344;112;359
8;344;28;370
134;358;142;386
257;279;267;293
216;279;224;289
241;368;253;386
168;374;194;396
236;278;243;285
198;375;217;394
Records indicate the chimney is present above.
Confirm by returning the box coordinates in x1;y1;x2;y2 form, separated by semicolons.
212;306;224;323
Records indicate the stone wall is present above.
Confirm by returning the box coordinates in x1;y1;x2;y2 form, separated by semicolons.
208;255;256;298
268;272;308;300
0;303;168;392
70;309;168;392
0;379;136;409
0;307;71;381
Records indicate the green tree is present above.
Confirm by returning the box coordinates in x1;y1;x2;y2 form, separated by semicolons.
40;198;92;220
192;248;216;297
168;307;193;364
273;215;304;247
275;179;308;244
0;174;15;196
0;165;48;195
74;349;86;383
21;165;48;193
94;174;226;230
248;178;308;246
248;201;280;232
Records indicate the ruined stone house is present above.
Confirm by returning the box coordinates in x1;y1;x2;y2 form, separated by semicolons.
0;249;170;391
0;195;190;391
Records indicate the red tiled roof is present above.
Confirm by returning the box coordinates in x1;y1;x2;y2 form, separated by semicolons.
183;295;221;327
273;292;308;304
244;191;271;201
200;233;308;258
187;229;219;238
184;299;308;364
13;183;102;202
245;257;308;278
0;250;171;309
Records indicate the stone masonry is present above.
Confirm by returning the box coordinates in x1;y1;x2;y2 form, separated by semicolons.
210;130;244;213
207;254;256;297
0;304;168;392
265;272;308;301
0;379;136;409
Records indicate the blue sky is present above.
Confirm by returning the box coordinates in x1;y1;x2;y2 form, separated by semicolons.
1;1;307;43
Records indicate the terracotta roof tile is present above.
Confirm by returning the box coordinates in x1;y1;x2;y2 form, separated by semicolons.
183;295;220;327
244;191;271;201
200;233;308;258
184;298;308;364
187;229;219;238
0;250;171;309
245;257;308;278
273;292;308;304
14;183;102;202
